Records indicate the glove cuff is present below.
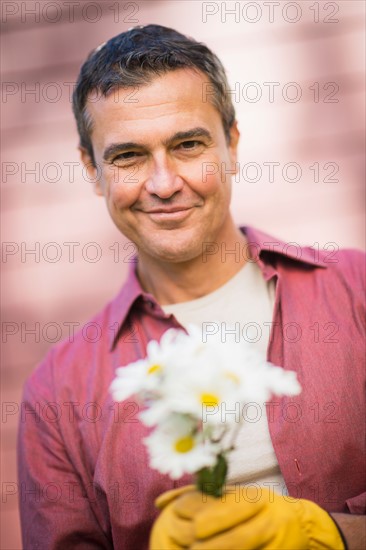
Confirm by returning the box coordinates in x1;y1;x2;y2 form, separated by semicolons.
298;499;346;550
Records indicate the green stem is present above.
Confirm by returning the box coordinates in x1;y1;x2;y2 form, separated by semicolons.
196;454;228;497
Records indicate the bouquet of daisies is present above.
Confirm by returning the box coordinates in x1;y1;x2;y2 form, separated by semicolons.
110;325;301;496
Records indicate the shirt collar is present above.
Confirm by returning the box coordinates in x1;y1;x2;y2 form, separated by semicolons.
108;226;327;350
243;225;328;268
108;259;149;350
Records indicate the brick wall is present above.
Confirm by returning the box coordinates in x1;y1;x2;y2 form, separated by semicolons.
1;1;365;547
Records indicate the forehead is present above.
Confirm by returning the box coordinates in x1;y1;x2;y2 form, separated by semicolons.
85;69;223;147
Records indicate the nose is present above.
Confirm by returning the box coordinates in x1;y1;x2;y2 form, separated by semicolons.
145;154;184;199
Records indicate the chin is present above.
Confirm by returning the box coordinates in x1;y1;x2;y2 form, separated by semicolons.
134;225;197;259
139;235;202;264
151;245;201;263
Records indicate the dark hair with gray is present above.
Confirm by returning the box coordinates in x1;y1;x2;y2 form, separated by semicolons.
72;25;236;165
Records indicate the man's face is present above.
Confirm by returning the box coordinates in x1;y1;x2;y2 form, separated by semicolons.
82;68;239;264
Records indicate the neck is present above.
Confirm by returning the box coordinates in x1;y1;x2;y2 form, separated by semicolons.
136;223;248;305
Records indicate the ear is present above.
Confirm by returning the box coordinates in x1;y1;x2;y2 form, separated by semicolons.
228;121;240;172
79;146;104;196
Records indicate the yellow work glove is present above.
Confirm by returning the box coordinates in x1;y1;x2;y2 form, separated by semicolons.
150;485;346;550
150;485;196;549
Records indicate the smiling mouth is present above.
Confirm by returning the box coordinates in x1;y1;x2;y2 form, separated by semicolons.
145;207;193;214
140;206;196;223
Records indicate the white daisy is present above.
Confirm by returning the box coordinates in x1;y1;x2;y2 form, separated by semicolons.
110;328;186;403
110;324;302;488
143;415;219;479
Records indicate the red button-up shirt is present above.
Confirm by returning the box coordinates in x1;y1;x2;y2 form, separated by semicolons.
18;226;366;549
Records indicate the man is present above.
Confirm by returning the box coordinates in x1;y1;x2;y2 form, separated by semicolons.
18;25;365;549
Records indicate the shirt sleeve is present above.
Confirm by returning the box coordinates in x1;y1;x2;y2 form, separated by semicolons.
17;350;112;549
337;250;366;515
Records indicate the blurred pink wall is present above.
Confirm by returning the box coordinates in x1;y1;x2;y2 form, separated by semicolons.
1;1;365;547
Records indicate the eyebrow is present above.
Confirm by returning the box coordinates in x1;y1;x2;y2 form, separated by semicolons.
102;127;212;161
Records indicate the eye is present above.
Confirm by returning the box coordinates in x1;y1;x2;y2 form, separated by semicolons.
114;151;139;161
112;151;144;166
178;140;202;150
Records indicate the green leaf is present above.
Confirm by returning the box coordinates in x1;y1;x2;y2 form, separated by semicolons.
196;454;228;497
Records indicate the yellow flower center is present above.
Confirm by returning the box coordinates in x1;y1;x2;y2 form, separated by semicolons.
147;364;161;375
225;371;240;384
174;436;195;453
201;393;220;406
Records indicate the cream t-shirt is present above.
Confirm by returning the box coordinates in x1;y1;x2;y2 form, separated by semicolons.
161;260;288;494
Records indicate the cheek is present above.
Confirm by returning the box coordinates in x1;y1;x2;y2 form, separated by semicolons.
180;160;226;196
192;169;231;198
182;146;233;196
104;175;141;211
